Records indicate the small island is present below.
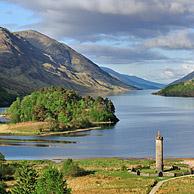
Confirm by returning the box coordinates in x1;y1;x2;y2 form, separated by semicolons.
0;87;118;135
155;80;194;97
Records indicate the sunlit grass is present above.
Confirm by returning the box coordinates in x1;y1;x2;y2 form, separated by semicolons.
157;176;194;194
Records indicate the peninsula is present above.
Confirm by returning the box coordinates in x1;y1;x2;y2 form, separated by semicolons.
0;87;118;135
155;80;194;97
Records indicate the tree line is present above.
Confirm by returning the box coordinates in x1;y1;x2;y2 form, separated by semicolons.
8;87;118;130
0;152;90;194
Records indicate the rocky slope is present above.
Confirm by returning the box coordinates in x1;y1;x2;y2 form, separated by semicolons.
0;27;132;106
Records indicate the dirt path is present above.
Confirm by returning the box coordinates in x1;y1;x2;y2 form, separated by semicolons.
149;174;194;194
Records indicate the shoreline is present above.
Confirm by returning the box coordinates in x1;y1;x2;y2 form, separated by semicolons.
4;156;194;162
38;126;101;136
0;121;112;136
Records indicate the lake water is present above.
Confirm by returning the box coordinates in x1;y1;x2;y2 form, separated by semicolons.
1;90;194;160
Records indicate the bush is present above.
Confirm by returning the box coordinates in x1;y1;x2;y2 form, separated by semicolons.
0;181;7;194
11;164;37;194
35;166;70;194
0;153;5;161
0;163;16;181
62;159;87;177
121;165;128;171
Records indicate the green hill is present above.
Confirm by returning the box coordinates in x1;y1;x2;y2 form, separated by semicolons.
156;80;194;97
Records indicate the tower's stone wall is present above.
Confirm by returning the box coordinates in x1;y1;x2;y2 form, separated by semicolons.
156;131;163;172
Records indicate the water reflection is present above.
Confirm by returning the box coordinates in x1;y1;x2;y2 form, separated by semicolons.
1;90;194;160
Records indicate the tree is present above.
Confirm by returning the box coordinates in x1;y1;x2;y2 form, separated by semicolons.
58;111;70;124
32;105;47;121
62;159;86;177
8;87;119;130
0;153;5;161
35;166;70;194
106;98;115;113
11;164;37;194
8;97;21;123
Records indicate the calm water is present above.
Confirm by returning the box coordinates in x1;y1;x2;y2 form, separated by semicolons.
1;90;194;160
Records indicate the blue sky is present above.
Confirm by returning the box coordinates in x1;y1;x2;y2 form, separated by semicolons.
1;0;194;84
0;2;39;29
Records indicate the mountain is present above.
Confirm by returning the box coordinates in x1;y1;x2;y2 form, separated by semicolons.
101;67;165;89
157;71;194;97
171;71;194;85
156;80;194;97
0;27;132;106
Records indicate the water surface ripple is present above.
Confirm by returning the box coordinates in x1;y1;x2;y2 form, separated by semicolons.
1;90;194;160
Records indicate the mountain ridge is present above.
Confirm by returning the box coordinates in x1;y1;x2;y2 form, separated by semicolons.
156;71;194;97
101;67;165;90
0;27;132;106
171;71;194;85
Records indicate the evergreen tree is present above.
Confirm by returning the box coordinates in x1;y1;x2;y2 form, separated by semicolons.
8;97;21;123
35;166;70;194
0;153;5;161
11;164;37;194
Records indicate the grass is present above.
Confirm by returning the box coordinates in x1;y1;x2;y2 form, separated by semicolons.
0;121;49;135
157;176;194;194
3;158;193;194
68;158;157;194
67;173;156;194
68;158;189;193
0;121;101;136
3;158;158;194
77;158;155;171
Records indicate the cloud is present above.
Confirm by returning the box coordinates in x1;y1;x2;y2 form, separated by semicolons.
4;0;194;83
73;43;166;64
144;30;194;49
161;63;194;80
5;0;194;41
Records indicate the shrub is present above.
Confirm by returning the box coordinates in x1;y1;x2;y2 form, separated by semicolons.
0;181;7;194
62;159;86;177
121;165;128;171
35;166;70;194
0;153;5;161
11;164;37;194
8;97;21;123
0;163;16;181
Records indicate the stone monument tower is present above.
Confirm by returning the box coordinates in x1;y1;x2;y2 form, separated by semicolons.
156;130;163;172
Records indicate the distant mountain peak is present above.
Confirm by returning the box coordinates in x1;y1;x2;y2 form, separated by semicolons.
0;27;9;33
170;71;194;85
0;27;132;106
101;66;165;90
157;70;194;97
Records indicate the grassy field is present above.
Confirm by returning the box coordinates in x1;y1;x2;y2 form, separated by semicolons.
0;121;50;135
157;176;194;194
69;158;157;194
0;121;101;136
4;158;191;194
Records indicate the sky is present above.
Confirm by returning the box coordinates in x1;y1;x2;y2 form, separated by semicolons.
1;0;194;84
